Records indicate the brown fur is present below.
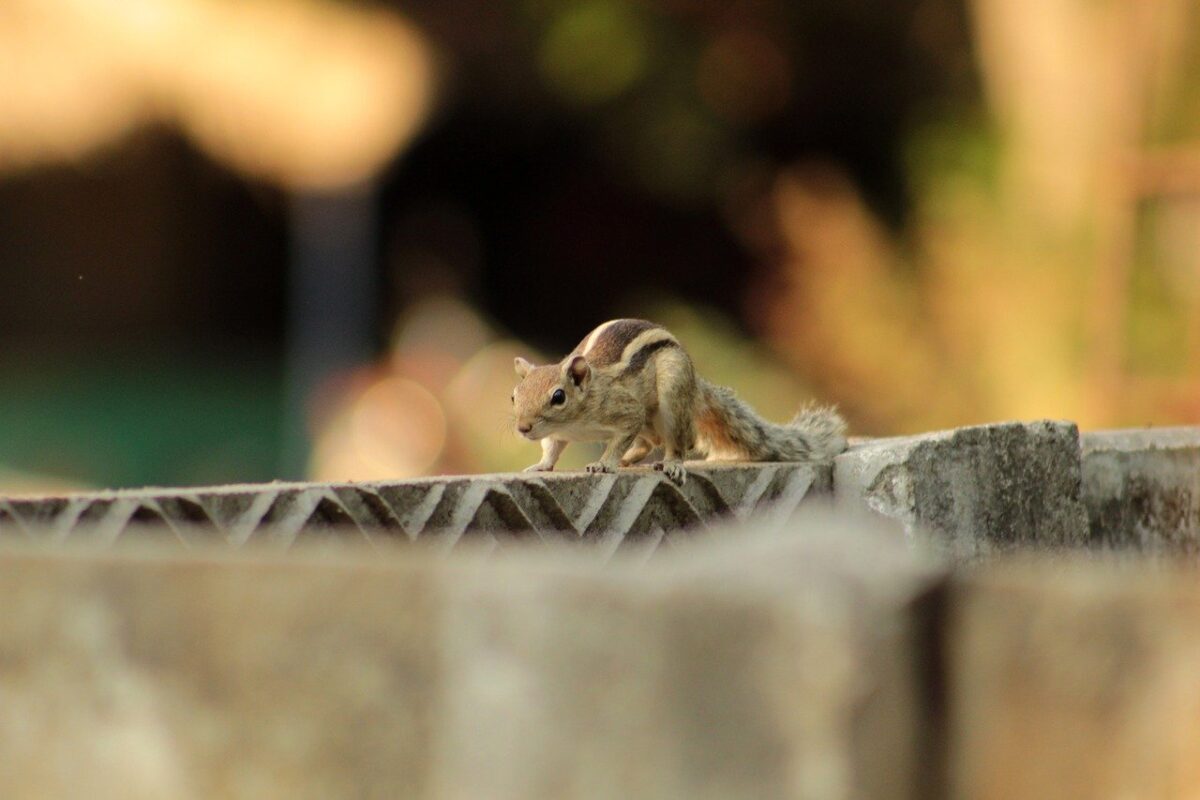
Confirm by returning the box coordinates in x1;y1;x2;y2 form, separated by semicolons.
570;319;660;367
696;406;736;458
513;319;846;484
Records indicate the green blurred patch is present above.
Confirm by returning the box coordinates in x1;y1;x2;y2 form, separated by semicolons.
904;111;1001;212
539;0;650;106
1146;21;1200;145
0;351;284;490
628;102;725;201
1126;203;1192;377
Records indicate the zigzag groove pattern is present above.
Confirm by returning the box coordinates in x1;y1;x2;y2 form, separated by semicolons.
0;463;830;555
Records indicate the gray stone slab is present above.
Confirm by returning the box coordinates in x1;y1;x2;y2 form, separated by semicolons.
833;421;1089;560
0;462;830;556
948;560;1200;799
435;513;942;800
0;548;440;800
1081;427;1200;552
0;513;941;800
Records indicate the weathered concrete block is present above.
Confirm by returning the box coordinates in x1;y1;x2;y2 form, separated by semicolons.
1082;427;1200;552
834;421;1089;559
0;513;939;800
0;549;439;800
434;515;943;800
948;562;1200;799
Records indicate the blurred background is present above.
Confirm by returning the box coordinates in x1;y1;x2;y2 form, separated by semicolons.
0;0;1197;493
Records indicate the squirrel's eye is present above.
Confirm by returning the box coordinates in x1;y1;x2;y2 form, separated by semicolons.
511;393;515;404
550;388;566;406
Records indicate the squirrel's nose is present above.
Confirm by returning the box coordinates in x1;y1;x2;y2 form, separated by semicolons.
517;422;532;434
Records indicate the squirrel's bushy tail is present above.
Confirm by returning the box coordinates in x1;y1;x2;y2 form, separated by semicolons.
694;379;847;462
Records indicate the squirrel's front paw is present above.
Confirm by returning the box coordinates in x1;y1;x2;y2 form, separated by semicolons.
584;461;615;474
523;462;552;472
653;460;687;486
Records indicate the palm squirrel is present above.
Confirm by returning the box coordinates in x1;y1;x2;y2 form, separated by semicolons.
511;318;847;484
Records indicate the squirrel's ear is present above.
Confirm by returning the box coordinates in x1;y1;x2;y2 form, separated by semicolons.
514;357;534;378
565;355;590;387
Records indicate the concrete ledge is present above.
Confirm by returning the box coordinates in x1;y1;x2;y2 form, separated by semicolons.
4;423;1199;559
949;560;1200;798
0;515;939;800
0;463;828;555
834;421;1089;560
1082;428;1200;552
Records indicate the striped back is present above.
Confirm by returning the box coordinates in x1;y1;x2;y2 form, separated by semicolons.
571;319;679;375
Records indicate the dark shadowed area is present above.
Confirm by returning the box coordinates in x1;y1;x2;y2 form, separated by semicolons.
0;0;1196;490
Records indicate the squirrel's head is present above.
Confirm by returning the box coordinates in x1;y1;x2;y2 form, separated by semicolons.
511;355;591;439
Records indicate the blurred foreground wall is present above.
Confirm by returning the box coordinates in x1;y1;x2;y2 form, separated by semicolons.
1;420;1199;798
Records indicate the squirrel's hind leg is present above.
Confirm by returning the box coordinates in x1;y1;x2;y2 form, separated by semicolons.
649;349;697;485
619;436;656;466
586;430;640;474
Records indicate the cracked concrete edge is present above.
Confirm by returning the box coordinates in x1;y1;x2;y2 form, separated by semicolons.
834;420;1091;560
1082;426;1200;454
767;423;1199;559
1081;427;1200;552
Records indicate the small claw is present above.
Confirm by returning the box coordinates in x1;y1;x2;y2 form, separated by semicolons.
584;461;615;474
653;460;687;486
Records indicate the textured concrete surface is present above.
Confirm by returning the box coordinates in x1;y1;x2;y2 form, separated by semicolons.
0;463;827;556
948;561;1200;800
834;421;1090;560
3;423;1198;559
0;514;940;800
1082;427;1200;553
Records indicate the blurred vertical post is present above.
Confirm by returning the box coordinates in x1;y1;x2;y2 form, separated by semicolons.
281;184;379;478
